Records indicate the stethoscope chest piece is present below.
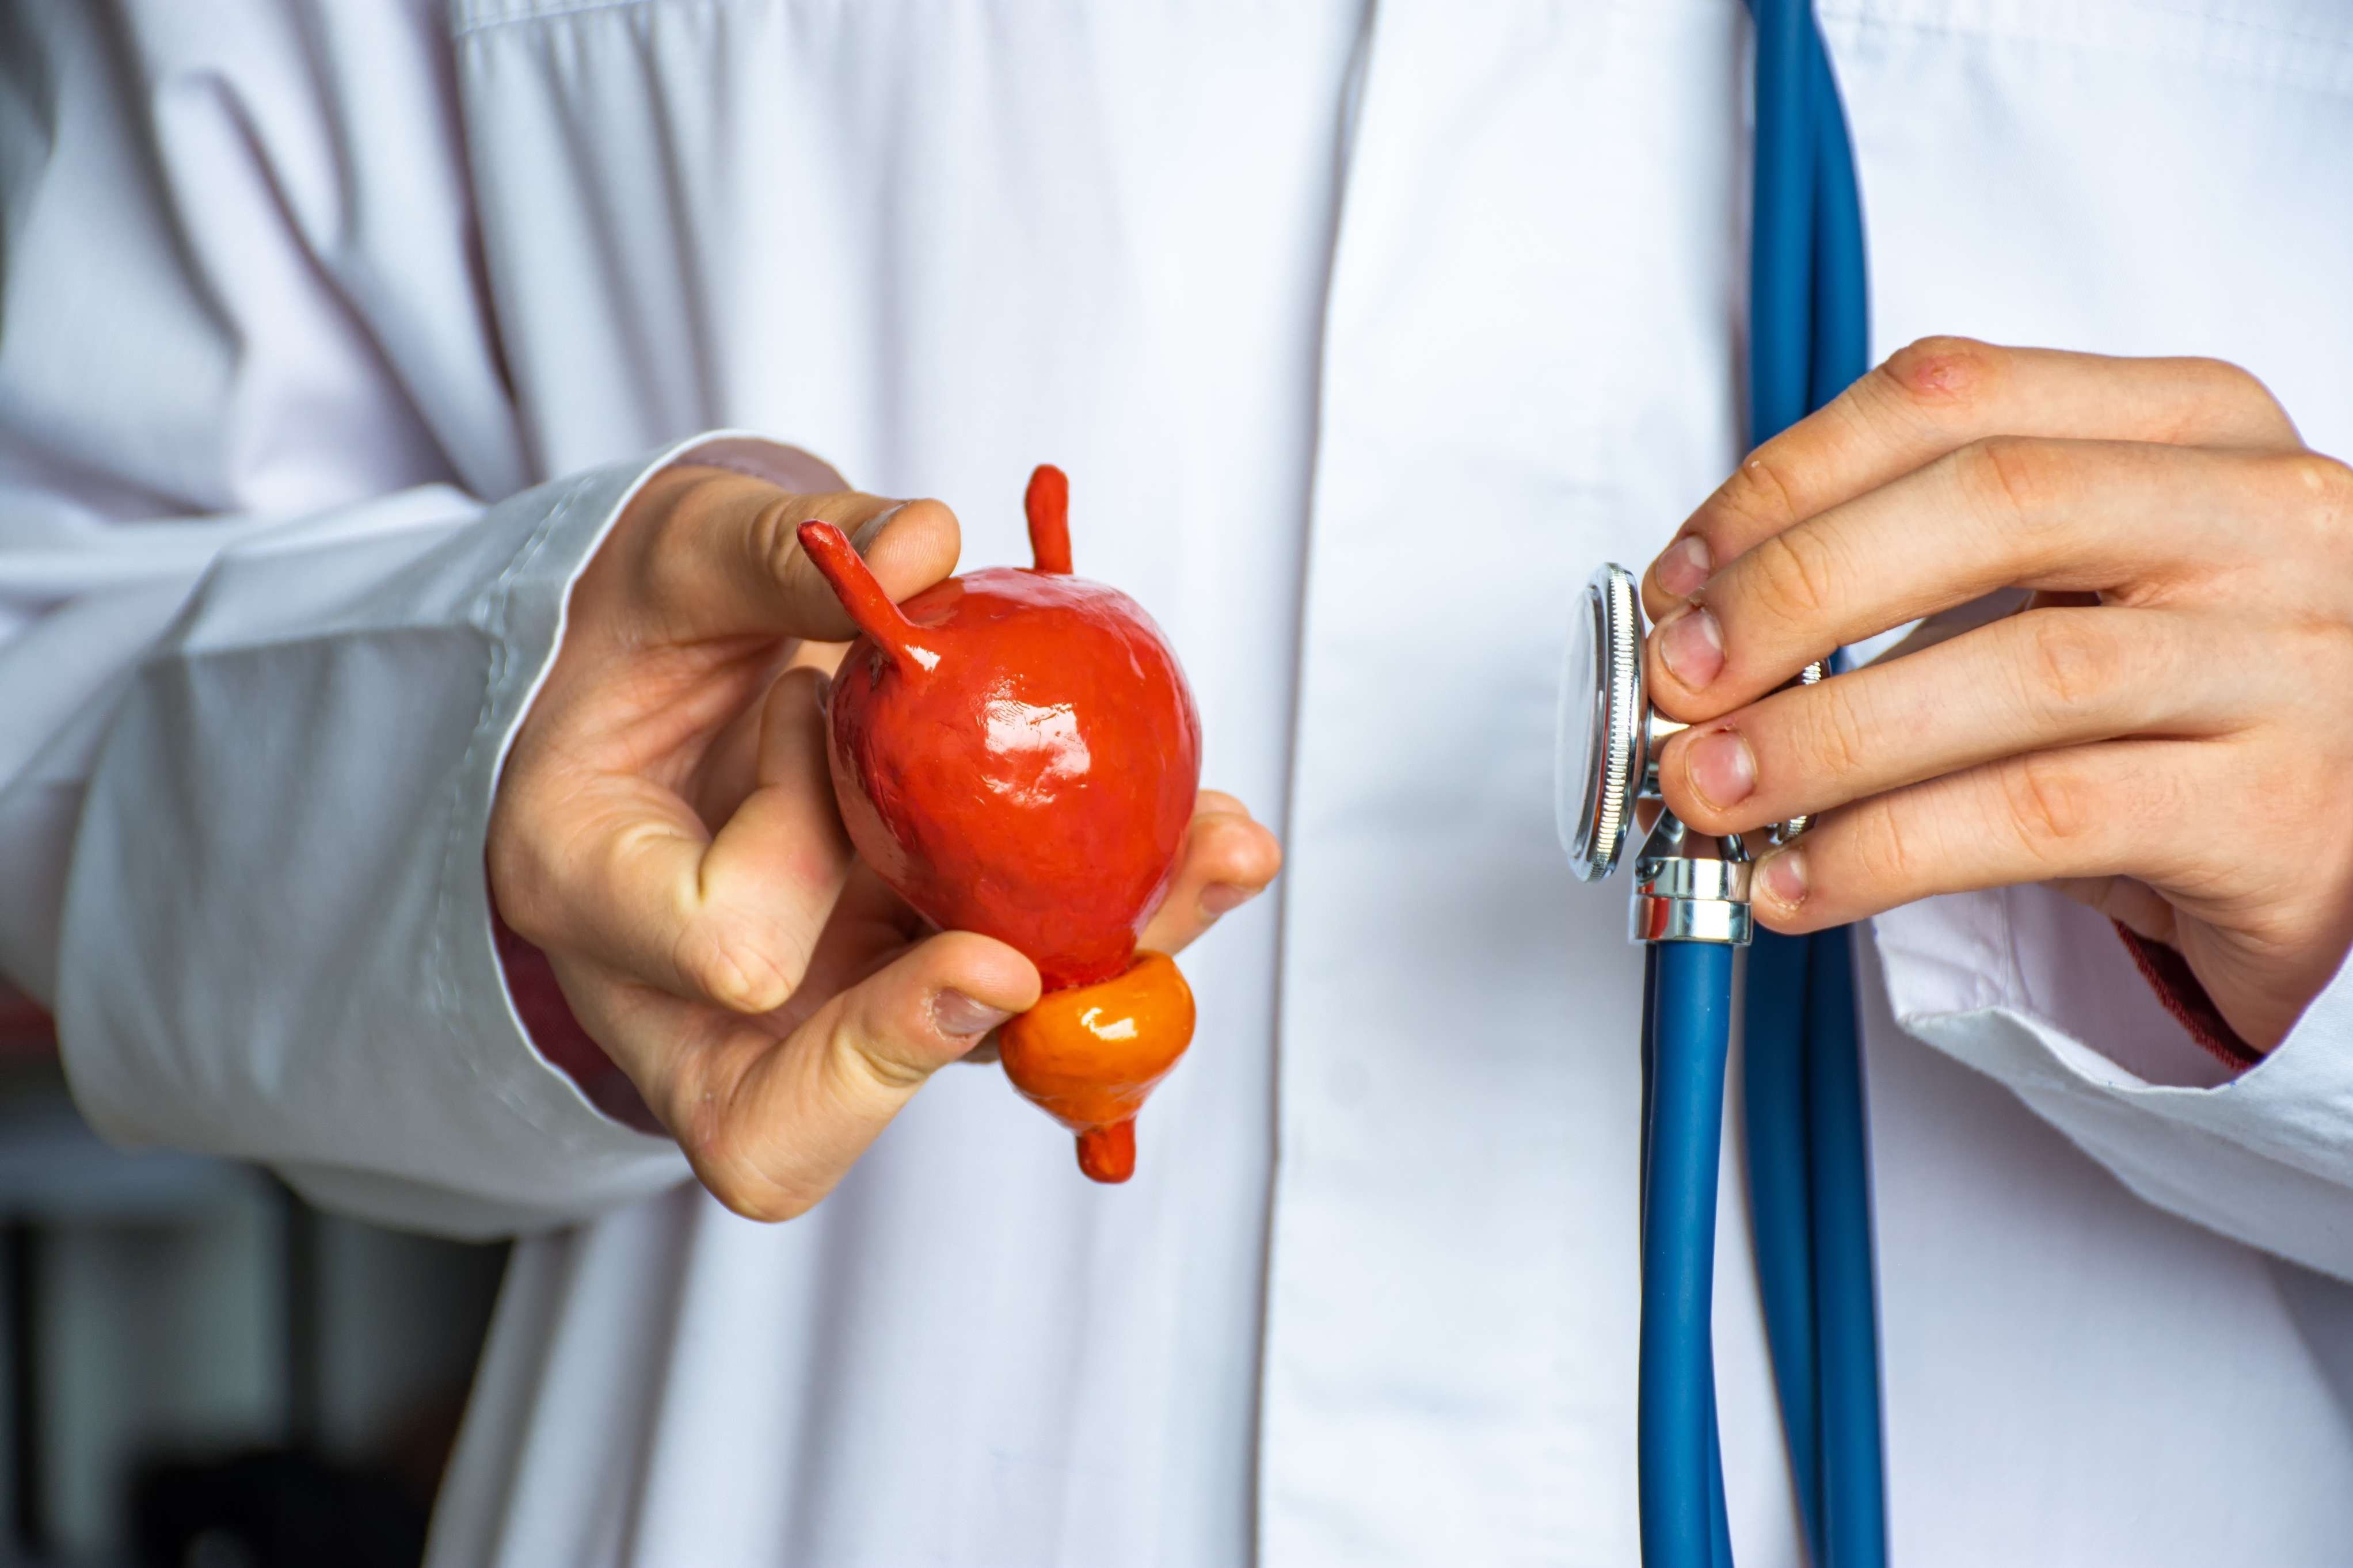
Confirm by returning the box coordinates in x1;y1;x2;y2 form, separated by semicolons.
1556;562;1825;947
1555;563;1648;884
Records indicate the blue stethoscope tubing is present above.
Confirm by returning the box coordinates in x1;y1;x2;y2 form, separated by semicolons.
1639;941;1740;1566
1636;1;1888;1565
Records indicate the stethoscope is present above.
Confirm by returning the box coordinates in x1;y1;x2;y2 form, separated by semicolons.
1556;2;1887;1565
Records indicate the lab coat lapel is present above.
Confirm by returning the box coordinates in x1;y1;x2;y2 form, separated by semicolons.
1260;1;1748;1561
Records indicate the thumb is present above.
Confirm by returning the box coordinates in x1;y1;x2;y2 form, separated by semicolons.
685;930;1041;1222
633;465;963;642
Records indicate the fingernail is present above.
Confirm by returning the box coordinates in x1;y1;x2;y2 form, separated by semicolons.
1686;728;1756;810
849;503;906;555
1658;604;1725;688
1655;535;1712;598
1199;883;1257;919
932;989;1012;1038
1759;849;1808;910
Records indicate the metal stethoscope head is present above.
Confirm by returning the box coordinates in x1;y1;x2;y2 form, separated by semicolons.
1556;563;1822;947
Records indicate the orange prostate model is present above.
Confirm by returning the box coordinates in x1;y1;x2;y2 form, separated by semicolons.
797;467;1201;1182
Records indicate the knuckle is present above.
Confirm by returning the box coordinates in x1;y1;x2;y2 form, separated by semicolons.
485;802;562;945
683;1123;817;1224
750;498;805;582
2187;354;2260;392
2000;753;2098;852
1795;685;1870;782
1845;793;1924;891
719;1184;812;1224
2153;357;2294;447
2187;355;2280;416
847;1033;932;1094
704;1168;809;1224
2278;451;2353;535
2016;612;2125;714
671;923;793;1013
1712;448;1807;535
1961;435;2059;521
1878;336;2001;413
1747;529;1841;628
816;1006;936;1098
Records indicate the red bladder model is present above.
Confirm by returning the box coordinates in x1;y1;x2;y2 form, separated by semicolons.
797;466;1201;1182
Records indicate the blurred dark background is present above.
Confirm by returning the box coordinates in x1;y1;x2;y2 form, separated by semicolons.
0;987;505;1568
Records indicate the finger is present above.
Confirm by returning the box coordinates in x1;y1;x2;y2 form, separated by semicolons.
1644;338;2301;617
1746;737;2222;935
497;669;854;1012
1644;440;2343;719
670;930;1040;1222
633;466;963;642
1136;791;1285;955
1657;606;2258;838
687;667;858;1005
682;646;804;824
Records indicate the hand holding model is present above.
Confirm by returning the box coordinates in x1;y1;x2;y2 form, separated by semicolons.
488;463;1280;1218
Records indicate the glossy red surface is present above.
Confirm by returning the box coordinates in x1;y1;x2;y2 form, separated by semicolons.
799;467;1204;1181
800;474;1202;990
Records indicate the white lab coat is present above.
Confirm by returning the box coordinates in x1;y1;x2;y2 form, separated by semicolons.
6;1;2353;1562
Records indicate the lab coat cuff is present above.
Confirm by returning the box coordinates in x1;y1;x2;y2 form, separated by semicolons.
1872;884;2353;1280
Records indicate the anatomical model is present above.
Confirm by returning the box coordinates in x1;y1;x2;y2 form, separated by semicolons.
798;467;1202;1181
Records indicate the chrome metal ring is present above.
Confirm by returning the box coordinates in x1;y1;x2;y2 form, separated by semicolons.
1629;845;1756;945
1557;563;1646;882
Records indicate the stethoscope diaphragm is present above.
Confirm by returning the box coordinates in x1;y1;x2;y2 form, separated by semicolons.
1556;560;1824;896
1556;563;1648;883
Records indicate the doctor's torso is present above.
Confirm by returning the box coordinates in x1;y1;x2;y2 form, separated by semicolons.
414;2;2353;1563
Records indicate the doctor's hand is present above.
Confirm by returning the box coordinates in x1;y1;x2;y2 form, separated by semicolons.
1641;338;2353;1051
489;465;1280;1220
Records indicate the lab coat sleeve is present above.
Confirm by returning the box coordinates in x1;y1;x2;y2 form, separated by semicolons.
0;1;826;1237
1871;886;2353;1283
